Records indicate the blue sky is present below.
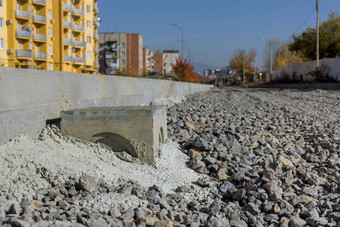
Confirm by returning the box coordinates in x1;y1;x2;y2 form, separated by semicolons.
98;0;339;68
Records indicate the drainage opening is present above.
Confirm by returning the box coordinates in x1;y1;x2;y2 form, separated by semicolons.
159;127;164;144
92;132;137;157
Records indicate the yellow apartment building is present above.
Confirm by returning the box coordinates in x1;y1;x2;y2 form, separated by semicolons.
0;0;99;73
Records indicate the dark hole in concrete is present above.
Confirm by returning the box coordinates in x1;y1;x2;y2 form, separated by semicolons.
92;132;138;157
46;118;61;128
159;127;164;144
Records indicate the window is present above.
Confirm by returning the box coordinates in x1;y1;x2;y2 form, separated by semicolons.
86;5;90;13
0;18;3;29
87;51;91;59
48;27;52;37
0;38;4;49
18;41;22;50
86;20;91;29
121;59;125;65
48;10;52;19
121;42;125;48
49;45;52;55
68;48;71;56
49;63;53;70
121;51;125;57
0;0;3;8
29;42;32;50
87;36;91;44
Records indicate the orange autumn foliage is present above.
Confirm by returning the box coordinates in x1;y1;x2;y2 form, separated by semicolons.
171;58;200;83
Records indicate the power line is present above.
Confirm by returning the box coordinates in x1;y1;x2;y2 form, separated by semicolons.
285;6;315;42
295;7;316;34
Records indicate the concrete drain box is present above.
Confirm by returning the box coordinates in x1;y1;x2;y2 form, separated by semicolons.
60;106;167;164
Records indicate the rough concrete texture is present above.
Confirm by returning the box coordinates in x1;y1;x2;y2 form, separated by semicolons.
0;126;202;209
60;106;167;164
0;67;212;145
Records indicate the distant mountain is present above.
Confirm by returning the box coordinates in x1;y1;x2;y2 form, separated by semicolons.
192;62;220;74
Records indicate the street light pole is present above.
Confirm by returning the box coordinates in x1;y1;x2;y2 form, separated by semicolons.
165;23;184;59
316;0;320;69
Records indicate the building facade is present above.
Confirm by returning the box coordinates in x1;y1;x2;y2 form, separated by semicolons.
143;48;154;74
99;32;143;77
153;49;179;75
0;0;99;73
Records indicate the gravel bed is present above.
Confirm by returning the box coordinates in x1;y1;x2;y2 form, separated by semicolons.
1;87;340;226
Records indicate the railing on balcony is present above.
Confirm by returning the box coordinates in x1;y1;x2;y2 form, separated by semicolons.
73;41;86;47
34;52;47;59
93;4;98;12
73;8;84;15
63;4;73;11
64;38;73;45
93;47;99;53
15;10;31;19
33;33;47;41
32;0;46;4
64;56;73;61
94;33;99;40
16;30;32;38
63;21;72;28
73;24;84;31
93;19;100;27
33;14;47;23
16;50;32;58
74;57;85;63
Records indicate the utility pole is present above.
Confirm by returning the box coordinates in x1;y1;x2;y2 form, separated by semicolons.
243;60;245;84
254;55;256;83
270;39;273;77
316;0;320;69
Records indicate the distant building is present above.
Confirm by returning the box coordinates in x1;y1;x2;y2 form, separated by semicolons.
204;69;215;77
143;48;154;74
163;50;179;75
153;49;179;75
99;32;143;76
0;0;99;73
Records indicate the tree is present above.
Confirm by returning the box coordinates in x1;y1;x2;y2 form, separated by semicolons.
229;48;256;82
171;58;200;83
289;11;340;60
274;42;303;70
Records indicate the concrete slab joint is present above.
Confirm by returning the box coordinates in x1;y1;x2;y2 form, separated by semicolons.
60;106;167;164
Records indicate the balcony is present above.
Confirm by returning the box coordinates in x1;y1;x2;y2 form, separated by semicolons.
33;33;47;41
93;4;98;12
32;0;46;5
93;19;100;27
16;50;32;58
16;30;32;39
74;57;85;63
33;14;47;23
63;21;72;28
15;10;31;19
94;61;99;67
64;55;73;62
63;4;73;11
73;40;86;47
93;47;99;53
73;24;84;31
94;33;99;40
34;52;47;60
73;8;84;16
64;38;73;45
